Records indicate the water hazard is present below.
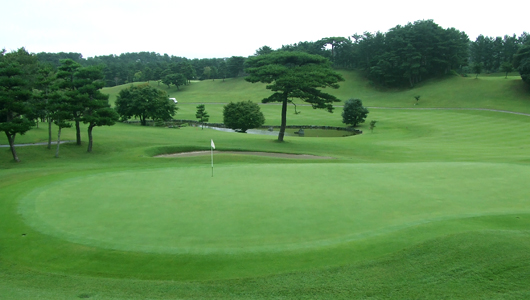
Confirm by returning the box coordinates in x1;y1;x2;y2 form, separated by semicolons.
206;126;357;137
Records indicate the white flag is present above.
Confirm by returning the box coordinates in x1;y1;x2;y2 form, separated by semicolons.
211;139;215;149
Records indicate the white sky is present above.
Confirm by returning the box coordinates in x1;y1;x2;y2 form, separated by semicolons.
1;0;527;59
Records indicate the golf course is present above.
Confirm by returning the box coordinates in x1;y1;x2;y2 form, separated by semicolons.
1;70;530;299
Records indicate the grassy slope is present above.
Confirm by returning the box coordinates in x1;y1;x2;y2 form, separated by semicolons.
1;72;530;299
105;71;530;110
101;71;529;126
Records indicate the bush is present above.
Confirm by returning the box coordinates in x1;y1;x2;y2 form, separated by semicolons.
223;101;265;132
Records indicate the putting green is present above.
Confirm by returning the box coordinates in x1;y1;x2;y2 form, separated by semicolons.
19;162;530;254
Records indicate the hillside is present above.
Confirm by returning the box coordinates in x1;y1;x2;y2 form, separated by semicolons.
104;70;530;114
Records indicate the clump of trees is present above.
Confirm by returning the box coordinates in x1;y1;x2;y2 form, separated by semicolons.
470;34;529;74
222;101;264;133
342;99;369;127
352;20;469;87
245;51;343;141
53;59;119;151
35;52;247;87
162;73;187;90
1;49;117;162
115;84;177;126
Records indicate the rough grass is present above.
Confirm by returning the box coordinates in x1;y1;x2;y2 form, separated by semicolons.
1;72;530;299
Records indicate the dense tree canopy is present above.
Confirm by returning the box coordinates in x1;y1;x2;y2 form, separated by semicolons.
227;56;246;78
55;58;85;145
76;65;119;152
115;84;177;126
352;20;470;87
470;34;527;73
162;73;187;89
48;87;72;158
0;48;37;162
255;46;274;56
513;45;530;85
32;63;57;148
245;51;343;141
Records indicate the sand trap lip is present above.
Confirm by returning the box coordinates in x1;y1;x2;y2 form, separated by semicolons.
155;151;334;159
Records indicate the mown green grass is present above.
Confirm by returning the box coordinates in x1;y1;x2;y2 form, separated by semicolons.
1;72;530;299
18;162;530;256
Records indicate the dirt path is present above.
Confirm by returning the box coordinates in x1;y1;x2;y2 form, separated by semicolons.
0;141;74;148
3;107;528;149
155;151;334;159
366;107;530;116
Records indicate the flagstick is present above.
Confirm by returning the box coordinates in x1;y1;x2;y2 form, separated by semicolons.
210;139;215;177
211;146;214;177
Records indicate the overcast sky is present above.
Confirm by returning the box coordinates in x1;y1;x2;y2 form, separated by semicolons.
2;0;527;59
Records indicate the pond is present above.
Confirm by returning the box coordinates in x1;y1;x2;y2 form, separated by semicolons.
205;126;357;137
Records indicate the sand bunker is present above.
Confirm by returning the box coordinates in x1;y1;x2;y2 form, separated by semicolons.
155;151;333;159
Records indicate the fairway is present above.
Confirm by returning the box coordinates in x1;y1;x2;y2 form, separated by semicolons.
19;162;530;254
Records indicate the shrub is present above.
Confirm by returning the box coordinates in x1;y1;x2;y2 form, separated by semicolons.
223;101;265;133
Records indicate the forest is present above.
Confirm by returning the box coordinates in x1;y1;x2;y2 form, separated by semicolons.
30;19;530;88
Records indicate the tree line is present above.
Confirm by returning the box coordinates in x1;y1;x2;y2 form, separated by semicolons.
37;52;247;87
34;20;529;89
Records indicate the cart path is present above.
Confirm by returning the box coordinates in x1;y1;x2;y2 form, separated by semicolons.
186;103;530;116
3;107;529;148
0;141;74;147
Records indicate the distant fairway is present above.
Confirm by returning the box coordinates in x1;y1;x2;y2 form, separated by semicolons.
19;163;530;255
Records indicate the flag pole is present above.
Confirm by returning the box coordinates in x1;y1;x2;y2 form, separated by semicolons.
211;139;215;177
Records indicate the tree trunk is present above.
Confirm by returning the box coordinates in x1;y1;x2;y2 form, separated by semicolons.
278;95;288;142
87;125;94;152
6;132;20;162
47;117;52;149
55;127;62;158
75;120;81;145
